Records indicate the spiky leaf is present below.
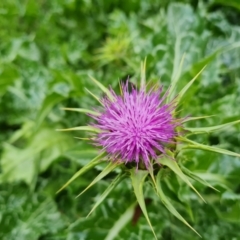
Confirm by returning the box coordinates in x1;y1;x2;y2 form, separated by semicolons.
56;126;101;133
130;169;157;240
185;119;240;134
140;58;147;89
87;173;126;217
179;137;240;158
85;88;102;104
89;75;115;101
61;107;100;116
168;53;186;101
182;115;215;123
155;171;201;237
76;162;119;198
180;165;219;192
159;157;205;202
176;66;206;106
104;202;136;240
57;152;107;193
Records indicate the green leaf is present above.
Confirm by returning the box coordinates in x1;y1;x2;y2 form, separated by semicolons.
8;121;35;144
63;144;98;165
0;63;19;96
89;75;115;101
185;119;240;134
130;169;157;240
104;202;136;240
155;171;201;237
183;115;215;123
176;66;206;106
87;173;126;217
36;93;64;129
140;58;147;89
179;137;240;158
0;184;65;240
85;88;102;104
167;3;194;102
193;173;231;190
216;202;240;223
159;157;205;202
56;126;101;133
180;165;219;192
168;53;186;101
76;162;119;198
222;191;240;201
56;152;107;193
190;47;223;74
211;0;240;11
61;107;100;116
1;127;72;186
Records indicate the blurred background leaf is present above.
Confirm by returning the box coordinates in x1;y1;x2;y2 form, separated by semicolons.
0;0;240;239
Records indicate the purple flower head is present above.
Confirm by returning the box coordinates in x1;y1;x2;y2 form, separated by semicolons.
93;82;181;168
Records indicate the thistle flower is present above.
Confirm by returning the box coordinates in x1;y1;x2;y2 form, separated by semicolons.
93;83;181;168
57;63;240;240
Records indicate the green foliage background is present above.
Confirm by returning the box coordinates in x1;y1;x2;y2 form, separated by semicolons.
1;0;240;239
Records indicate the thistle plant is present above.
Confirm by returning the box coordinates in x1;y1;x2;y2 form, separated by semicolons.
57;61;240;239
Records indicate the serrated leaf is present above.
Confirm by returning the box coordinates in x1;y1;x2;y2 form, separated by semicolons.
185;119;240;134
180;165;219;192
56;126;101;133
1;127;72;186
87;173;126;217
76;162;119;198
179;137;240;158
89;75;115;101
56;152;107;193
0;184;65;240
130;169;157;240
159;157;205;202
61;107;100;116
155;171;201;237
104;202;136;240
